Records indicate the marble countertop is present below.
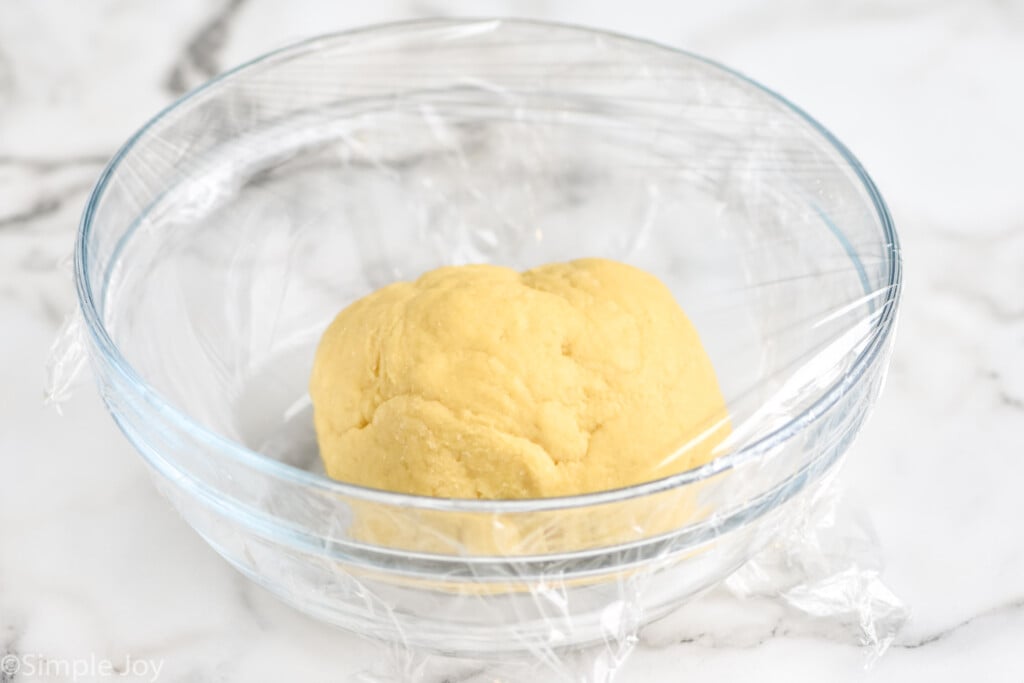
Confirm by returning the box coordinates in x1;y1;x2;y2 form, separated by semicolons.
2;1;1022;681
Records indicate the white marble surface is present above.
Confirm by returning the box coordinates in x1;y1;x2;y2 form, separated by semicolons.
2;1;1023;681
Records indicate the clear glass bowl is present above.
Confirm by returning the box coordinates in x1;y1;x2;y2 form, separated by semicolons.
76;19;901;654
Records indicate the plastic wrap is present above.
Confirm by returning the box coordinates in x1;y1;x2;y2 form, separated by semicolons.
348;478;907;681
49;19;904;682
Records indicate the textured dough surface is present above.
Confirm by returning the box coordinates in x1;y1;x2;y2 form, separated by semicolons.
310;258;728;499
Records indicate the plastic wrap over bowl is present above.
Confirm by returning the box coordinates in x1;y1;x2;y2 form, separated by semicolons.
73;19;901;657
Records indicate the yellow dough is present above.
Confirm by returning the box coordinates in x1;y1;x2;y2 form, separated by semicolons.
310;258;729;501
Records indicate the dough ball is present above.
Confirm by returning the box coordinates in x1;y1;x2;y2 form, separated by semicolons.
310;258;729;499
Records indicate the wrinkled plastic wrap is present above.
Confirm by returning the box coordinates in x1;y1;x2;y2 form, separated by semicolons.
49;19;904;682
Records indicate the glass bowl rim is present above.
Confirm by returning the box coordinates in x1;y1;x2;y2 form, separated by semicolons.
74;17;902;515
